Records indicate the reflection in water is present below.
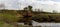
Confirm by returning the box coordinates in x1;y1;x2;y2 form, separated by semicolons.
32;20;60;27
18;20;60;27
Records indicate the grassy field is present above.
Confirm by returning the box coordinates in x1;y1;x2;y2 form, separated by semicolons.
0;22;15;27
0;10;60;27
0;10;18;27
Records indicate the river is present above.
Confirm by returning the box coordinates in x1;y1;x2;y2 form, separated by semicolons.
32;20;60;27
18;20;60;27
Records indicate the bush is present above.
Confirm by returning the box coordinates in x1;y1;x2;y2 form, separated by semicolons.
32;14;60;22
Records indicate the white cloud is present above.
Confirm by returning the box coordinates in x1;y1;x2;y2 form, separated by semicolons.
0;0;19;10
0;0;60;12
18;0;60;12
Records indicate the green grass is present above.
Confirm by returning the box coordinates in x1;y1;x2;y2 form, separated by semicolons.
0;22;15;27
0;22;4;27
0;13;18;22
0;13;18;27
0;10;25;27
0;10;60;27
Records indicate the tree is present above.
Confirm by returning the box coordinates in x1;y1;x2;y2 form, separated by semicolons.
0;3;5;9
28;5;32;11
23;6;33;25
40;9;44;12
24;5;33;11
24;7;28;11
53;10;58;13
37;9;40;12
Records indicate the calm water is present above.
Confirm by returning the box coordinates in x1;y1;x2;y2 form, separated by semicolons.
32;20;60;27
18;20;60;27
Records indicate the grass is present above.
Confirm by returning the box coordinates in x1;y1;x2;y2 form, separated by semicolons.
0;10;60;27
0;22;15;27
0;13;18;23
0;11;18;27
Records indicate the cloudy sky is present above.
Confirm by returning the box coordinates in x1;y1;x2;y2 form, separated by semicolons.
0;0;60;12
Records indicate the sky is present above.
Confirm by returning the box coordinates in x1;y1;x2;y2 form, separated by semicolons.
0;0;60;12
